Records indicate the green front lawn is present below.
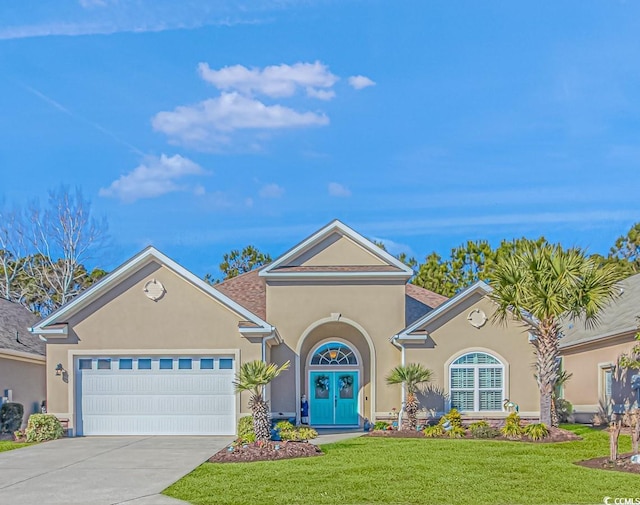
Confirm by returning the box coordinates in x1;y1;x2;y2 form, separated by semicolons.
0;440;31;453
164;425;638;505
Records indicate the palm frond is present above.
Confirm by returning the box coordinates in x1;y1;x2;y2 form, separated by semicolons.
386;363;433;395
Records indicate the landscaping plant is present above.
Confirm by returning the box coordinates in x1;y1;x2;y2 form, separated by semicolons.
422;424;445;437
237;416;256;443
523;423;549;441
0;402;24;434
25;414;63;442
386;363;433;431
373;421;390;431
233;360;290;442
469;420;500;439
490;242;621;426
500;413;524;439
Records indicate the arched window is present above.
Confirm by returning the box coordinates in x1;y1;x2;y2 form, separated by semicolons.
449;352;504;412
311;342;357;365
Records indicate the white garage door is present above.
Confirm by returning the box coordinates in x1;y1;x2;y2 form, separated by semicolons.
76;356;236;436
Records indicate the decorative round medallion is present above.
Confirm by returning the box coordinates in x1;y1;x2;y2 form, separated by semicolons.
143;279;166;301
467;308;487;328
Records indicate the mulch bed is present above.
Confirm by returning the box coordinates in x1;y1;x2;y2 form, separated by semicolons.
209;440;323;463
366;426;581;443
576;453;640;474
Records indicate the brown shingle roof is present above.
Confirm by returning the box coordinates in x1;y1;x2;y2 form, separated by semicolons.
405;284;448;308
214;268;449;329
0;298;44;356
214;269;266;320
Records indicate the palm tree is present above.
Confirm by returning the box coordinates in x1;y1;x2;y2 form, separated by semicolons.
386;363;433;430
490;242;621;426
233;360;290;441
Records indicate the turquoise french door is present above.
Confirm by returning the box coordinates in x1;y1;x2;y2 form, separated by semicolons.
309;371;358;425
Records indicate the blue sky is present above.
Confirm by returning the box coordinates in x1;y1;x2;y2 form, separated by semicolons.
1;1;639;277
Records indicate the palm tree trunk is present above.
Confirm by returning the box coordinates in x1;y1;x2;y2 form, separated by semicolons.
251;396;271;442
404;394;418;431
534;320;560;426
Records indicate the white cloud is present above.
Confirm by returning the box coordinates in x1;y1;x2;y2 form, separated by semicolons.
348;75;376;90
328;182;351;197
370;237;415;258
99;154;206;202
259;183;285;199
198;61;338;99
152;92;329;148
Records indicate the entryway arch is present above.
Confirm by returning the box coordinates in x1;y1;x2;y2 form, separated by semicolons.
295;316;375;427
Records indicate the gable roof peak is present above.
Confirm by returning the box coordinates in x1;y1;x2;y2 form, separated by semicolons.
259;219;414;279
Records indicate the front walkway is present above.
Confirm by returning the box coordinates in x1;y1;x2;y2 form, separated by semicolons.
311;428;363;445
0;436;232;505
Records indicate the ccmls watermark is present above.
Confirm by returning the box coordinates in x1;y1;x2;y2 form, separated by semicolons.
603;497;640;505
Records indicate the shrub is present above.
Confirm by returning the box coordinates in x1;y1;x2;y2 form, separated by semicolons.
0;402;24;434
275;420;295;432
523;423;549;441
423;424;444;437
469;420;489;430
500;413;523;439
25;414;64;442
238;416;255;439
296;427;318;441
447;425;466;438
374;421;390;431
470;424;500;439
439;408;463;427
555;399;573;423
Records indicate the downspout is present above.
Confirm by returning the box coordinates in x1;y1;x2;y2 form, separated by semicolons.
390;335;406;427
262;331;278;404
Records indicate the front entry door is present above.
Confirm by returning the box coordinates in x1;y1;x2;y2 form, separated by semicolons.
309;371;358;425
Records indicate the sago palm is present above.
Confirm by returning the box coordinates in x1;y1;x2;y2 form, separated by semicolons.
490;242;621;426
386;363;433;430
233;360;290;441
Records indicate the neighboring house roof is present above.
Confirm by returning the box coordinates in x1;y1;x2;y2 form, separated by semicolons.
559;272;640;349
0;298;44;356
30;246;274;337
259;220;414;280
215;268;447;328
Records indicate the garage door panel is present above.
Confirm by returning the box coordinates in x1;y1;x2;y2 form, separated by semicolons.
77;356;236;436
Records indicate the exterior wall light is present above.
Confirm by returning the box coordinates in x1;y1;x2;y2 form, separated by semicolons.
55;363;65;376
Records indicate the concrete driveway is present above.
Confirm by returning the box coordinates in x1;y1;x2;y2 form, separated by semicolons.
0;436;232;505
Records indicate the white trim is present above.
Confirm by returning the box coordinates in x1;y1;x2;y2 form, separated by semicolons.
30;247;272;335
395;281;492;337
259;271;412;281
0;348;46;364
559;327;638;350
259;220;414;278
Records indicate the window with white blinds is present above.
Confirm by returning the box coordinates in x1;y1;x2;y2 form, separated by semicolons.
450;352;504;412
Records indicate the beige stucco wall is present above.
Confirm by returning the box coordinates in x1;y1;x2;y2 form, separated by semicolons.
293;234;387;267
405;295;540;418
267;281;406;422
561;334;637;421
0;355;46;427
45;261;262;432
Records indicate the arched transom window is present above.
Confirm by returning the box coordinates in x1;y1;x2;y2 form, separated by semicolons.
450;352;504;412
311;342;357;366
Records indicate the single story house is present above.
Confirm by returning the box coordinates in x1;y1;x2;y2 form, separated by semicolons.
30;220;541;436
560;272;640;423
0;298;46;426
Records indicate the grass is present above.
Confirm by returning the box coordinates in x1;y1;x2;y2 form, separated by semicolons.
164;425;639;505
0;440;31;453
